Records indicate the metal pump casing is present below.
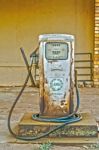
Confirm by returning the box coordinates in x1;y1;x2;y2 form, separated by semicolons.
39;34;75;117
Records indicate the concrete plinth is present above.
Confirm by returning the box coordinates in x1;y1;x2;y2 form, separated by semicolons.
17;112;98;144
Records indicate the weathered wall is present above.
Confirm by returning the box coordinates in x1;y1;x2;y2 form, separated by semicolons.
0;0;94;86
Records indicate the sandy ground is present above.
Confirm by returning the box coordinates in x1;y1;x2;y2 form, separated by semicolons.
0;87;99;150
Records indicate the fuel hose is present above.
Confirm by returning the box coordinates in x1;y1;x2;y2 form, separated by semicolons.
8;49;82;141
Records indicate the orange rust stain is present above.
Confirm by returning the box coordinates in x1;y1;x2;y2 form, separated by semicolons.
42;84;71;117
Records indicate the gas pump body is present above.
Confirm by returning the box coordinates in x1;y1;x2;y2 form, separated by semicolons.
39;34;75;117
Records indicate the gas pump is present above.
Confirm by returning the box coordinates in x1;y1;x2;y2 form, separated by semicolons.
39;34;74;117
8;34;82;141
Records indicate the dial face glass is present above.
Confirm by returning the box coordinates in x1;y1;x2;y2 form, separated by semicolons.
45;42;68;60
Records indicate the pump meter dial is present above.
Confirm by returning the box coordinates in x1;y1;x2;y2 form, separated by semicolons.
45;42;68;60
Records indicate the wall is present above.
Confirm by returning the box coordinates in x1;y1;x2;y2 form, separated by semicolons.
0;0;94;86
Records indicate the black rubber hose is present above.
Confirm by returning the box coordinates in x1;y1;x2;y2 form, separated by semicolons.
8;53;82;141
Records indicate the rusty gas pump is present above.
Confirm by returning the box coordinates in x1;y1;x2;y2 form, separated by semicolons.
38;34;74;117
8;34;82;141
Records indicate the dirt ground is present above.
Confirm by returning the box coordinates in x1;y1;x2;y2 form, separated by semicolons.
0;86;99;150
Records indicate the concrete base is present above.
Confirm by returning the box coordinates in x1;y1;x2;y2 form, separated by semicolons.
17;112;98;144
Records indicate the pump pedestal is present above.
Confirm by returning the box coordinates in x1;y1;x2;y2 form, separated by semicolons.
16;112;98;143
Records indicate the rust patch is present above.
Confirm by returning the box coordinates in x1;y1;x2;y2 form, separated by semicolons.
40;85;71;117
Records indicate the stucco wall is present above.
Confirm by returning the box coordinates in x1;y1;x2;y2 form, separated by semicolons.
0;0;94;86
